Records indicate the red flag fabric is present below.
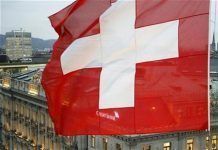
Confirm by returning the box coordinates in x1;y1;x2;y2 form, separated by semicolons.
42;0;210;135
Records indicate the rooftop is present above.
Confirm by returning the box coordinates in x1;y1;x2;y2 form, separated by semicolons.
5;29;31;38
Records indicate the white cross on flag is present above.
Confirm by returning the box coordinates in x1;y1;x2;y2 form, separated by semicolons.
42;0;209;135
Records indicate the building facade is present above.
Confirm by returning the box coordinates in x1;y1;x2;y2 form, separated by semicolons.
5;29;32;60
0;70;87;150
0;67;218;150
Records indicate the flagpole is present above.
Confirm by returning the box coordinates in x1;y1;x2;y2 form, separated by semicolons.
208;0;217;136
215;0;217;43
208;0;213;133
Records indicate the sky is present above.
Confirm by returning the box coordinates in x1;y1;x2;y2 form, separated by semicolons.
0;0;73;39
0;0;218;41
211;0;218;44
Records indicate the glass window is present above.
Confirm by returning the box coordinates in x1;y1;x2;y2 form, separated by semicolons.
15;103;18;112
28;83;38;95
116;143;122;150
186;139;194;150
2;78;10;88
91;135;96;148
163;142;171;150
212;135;217;150
206;137;209;150
103;138;108;150
21;104;24;115
142;144;151;150
32;110;36;121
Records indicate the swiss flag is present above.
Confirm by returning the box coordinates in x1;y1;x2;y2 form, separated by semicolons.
42;0;210;135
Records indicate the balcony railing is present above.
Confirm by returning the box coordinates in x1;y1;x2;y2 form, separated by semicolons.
0;76;45;97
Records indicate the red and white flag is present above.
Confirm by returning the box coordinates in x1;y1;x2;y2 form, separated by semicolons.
42;0;210;135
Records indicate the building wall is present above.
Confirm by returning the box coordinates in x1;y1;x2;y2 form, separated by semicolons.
87;132;218;150
0;79;87;150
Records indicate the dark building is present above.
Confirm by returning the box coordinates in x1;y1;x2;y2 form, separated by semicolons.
0;55;9;63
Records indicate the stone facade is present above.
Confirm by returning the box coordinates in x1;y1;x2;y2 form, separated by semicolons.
0;70;87;150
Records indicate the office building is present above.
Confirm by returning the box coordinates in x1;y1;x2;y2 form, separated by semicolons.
5;29;32;60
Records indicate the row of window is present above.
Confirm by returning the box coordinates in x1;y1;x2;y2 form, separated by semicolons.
90;135;218;150
0;96;80;150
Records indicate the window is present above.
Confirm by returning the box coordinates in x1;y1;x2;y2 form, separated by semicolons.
103;138;108;150
116;143;122;150
142;144;151;150
40;113;45;127
163;142;171;150
28;83;38;95
186;139;194;150
2;78;10;88
32;111;36;121
206;137;209;150
212;135;217;150
91;135;96;148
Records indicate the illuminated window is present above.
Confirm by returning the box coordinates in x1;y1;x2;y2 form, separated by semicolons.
41;113;45;124
28;83;38;95
186;139;194;150
206;137;209;150
163;142;171;150
142;144;151;150
116;143;122;150
103;138;108;150
2;78;11;88
91;135;96;148
212;135;217;150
